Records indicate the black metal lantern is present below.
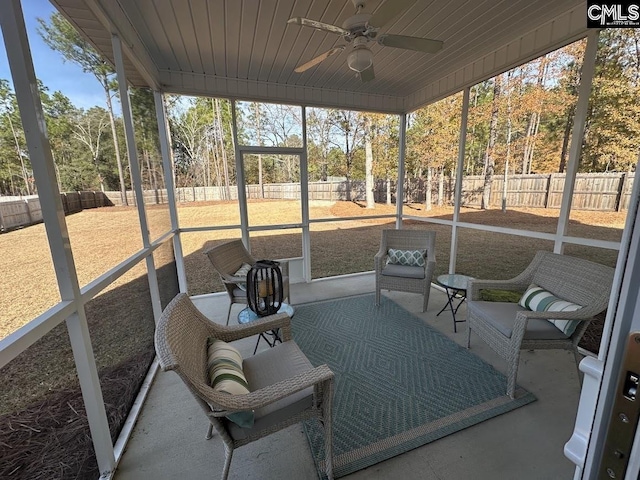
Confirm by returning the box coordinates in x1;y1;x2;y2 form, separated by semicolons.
246;260;284;317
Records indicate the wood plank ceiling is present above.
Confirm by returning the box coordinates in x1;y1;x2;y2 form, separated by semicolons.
51;0;589;113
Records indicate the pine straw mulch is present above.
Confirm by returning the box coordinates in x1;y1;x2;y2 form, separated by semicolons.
0;348;155;480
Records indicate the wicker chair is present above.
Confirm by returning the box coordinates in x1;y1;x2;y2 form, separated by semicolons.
205;239;290;325
374;229;436;312
466;251;614;398
155;293;334;480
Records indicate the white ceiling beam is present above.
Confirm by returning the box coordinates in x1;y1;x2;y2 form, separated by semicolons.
159;70;406;114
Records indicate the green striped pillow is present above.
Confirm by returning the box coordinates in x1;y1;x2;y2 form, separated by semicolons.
387;248;426;267
207;339;254;428
519;284;583;336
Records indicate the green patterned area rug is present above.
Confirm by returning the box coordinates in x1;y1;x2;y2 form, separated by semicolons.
291;294;536;479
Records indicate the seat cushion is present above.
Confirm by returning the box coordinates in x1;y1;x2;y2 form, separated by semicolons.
468;301;569;340
381;264;425;279
226;341;314;440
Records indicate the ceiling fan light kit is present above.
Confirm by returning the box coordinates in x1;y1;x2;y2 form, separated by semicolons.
347;38;373;72
288;0;443;82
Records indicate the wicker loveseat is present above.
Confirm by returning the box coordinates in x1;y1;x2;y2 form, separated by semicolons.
466;251;614;398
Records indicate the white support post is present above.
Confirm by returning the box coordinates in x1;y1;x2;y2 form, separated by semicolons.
0;0;115;474
301;106;312;282
450;87;470;273
554;30;599;254
153;90;187;293
231;101;250;248
396;113;407;229
112;34;162;320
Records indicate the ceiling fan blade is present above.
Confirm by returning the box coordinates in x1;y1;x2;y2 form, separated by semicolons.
294;46;345;73
358;65;375;83
378;34;443;54
368;0;415;28
287;17;350;36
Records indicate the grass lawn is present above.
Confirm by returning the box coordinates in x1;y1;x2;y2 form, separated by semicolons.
0;200;626;478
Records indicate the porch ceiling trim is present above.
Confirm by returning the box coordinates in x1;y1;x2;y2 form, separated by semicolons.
158;70;405;113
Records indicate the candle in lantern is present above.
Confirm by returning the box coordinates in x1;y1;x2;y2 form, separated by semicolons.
258;279;267;298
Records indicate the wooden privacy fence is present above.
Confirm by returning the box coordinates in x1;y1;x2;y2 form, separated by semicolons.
456;172;635;211
104;173;635;211
0;191;113;232
4;172;631;231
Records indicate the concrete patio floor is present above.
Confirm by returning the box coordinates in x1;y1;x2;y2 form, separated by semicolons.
114;272;581;480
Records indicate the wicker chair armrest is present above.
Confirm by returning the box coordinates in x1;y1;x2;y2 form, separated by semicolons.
468;279;529;301
517;309;591;321
213;312;292;342
374;251;387;272
426;247;436;265
222;275;245;285
222;261;288;282
425;259;436;274
278;260;289;277
209;364;334;413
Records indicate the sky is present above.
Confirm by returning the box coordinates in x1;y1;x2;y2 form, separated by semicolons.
0;0;106;109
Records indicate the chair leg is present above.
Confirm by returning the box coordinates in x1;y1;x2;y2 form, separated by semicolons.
422;289;429;313
323;380;334;480
225;302;233;326
506;352;521;399
466;323;471;349
206;422;214;440
375;285;380;306
573;348;584;387
221;444;234;480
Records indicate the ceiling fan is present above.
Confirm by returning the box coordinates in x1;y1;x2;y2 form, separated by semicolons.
288;0;443;82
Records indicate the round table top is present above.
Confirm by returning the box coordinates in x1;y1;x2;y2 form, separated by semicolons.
437;274;474;291
238;303;294;324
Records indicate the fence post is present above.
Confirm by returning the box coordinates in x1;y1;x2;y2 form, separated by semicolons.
24;198;33;224
544;174;554;208
616;172;627;212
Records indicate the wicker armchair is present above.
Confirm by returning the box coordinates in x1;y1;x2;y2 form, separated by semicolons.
466;251;614;398
155;293;334;480
205;239;290;324
374;229;436;312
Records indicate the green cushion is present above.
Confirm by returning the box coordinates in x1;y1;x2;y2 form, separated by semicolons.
386;248;426;267
207;339;254;428
518;284;583;336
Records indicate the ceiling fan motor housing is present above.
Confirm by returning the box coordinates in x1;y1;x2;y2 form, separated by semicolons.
342;13;375;39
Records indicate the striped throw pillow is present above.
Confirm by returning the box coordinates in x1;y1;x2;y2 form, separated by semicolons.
233;262;252;291
387;248;426;267
207;339;254;428
519;284;583;336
